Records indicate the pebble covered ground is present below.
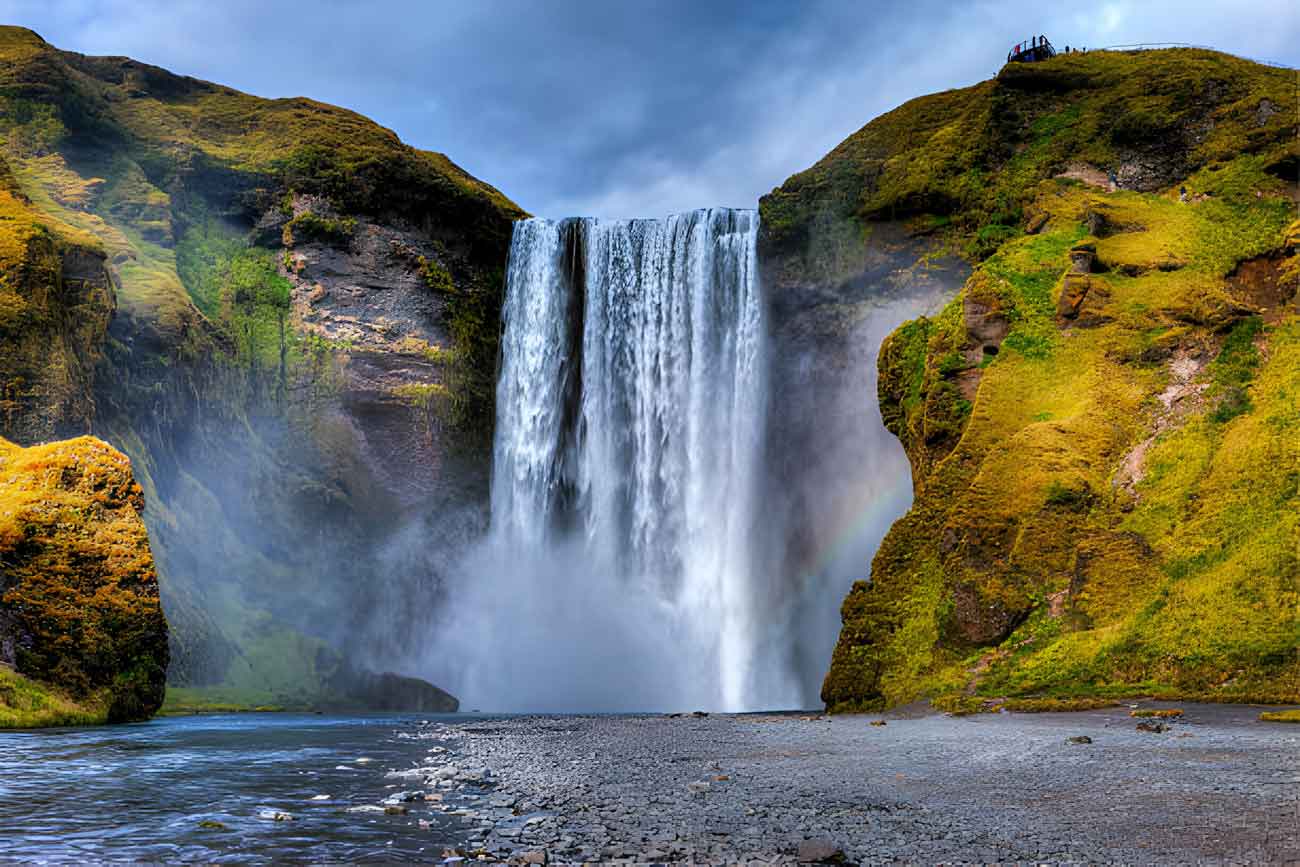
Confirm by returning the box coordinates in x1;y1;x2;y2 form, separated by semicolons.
380;703;1300;864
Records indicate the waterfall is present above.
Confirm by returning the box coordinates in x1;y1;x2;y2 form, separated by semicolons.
472;208;793;712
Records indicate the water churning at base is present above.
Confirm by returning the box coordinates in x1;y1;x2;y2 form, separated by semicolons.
484;208;791;711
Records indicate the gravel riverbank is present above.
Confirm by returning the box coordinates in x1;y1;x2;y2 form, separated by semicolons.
394;703;1299;864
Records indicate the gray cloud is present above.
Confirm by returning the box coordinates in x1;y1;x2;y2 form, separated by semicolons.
2;0;1296;218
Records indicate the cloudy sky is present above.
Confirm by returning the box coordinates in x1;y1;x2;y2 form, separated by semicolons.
3;1;1296;218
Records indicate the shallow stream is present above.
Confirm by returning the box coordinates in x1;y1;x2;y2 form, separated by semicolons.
0;713;471;862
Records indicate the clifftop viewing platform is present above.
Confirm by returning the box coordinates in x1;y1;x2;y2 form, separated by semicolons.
1007;34;1056;63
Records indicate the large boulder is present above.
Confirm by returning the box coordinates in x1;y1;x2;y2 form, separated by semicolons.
0;436;168;725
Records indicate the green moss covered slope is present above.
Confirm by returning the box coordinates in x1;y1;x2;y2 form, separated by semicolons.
761;47;1294;288
766;49;1300;712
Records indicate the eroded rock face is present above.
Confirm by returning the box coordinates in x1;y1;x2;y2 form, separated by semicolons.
0;436;168;723
0;193;115;444
278;194;474;509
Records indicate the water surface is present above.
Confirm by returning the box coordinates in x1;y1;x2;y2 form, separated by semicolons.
0;713;469;862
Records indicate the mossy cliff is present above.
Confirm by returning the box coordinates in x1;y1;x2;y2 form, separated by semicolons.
0;25;524;709
0;155;113;443
757;48;1298;711
0;436;167;726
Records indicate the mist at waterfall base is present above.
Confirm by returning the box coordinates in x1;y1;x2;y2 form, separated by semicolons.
417;209;947;713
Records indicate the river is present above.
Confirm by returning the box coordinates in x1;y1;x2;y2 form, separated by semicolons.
0;713;471;862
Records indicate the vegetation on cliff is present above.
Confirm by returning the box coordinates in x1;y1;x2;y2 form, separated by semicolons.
0;24;518;708
0;436;168;726
761;48;1294;289
765;48;1300;712
0;23;523;419
0;154;113;444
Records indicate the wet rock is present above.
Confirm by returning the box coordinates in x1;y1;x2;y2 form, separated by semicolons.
386;766;435;781
258;810;294;822
1136;720;1170;733
1067;735;1093;745
456;766;493;783
797;837;845;863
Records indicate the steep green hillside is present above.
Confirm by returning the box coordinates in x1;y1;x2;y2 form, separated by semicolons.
758;48;1299;711
762;48;1294;287
0;25;524;709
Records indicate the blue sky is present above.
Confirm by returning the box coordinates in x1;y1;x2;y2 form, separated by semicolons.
2;0;1296;218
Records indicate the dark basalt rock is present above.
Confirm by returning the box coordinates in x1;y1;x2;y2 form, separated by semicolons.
324;663;459;713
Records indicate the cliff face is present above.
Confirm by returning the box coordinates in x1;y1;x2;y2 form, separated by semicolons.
0;156;114;443
0;25;524;708
0;436;167;726
758;48;1298;712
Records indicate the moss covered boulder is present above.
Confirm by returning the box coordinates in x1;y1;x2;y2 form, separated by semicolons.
0;435;168;726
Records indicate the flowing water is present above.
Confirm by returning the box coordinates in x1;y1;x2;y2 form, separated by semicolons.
438;209;795;713
424;209;956;714
0;714;467;862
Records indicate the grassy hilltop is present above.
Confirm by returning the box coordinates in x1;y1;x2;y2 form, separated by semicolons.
758;47;1299;711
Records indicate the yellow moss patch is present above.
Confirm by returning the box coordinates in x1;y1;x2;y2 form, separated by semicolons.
0;665;105;728
0;435;168;723
1003;697;1117;713
1259;709;1300;723
763;46;1294;288
823;147;1300;712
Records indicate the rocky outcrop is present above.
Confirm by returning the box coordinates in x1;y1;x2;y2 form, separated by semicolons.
0;436;168;726
324;663;459;713
0;159;115;445
0;25;523;711
776;49;1300;712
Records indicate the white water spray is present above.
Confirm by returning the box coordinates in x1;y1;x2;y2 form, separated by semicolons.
448;208;798;712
